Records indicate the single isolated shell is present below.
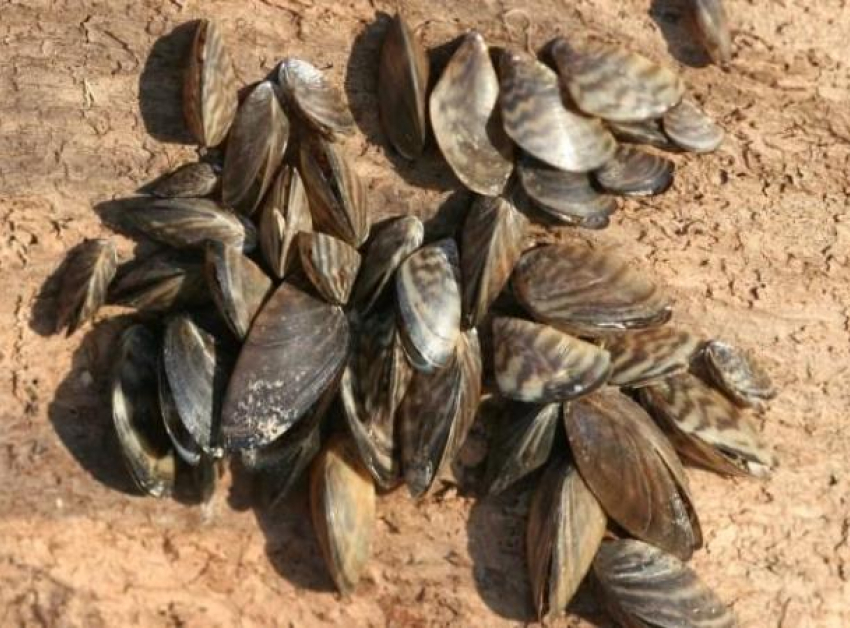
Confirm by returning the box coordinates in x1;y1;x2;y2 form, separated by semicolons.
594;539;736;628
163;315;231;459
564;388;702;560
460;195;528;328
310;434;376;595
512;243;672;336
299;137;370;247
688;0;732;66
55;238;117;335
517;153;617;224
430;31;514;195
606;327;702;388
278;58;355;139
352;215;424;314
108;250;209;312
183;19;238;147
703;340;777;408
378;12;430;158
399;330;482;497
527;458;607;620
158;355;202;466
299;232;362;305
259;165;312;279
551;38;684;122
221;282;350;450
486;402;560;495
150;162;220;198
222;81;289;214
593;146;675;197
395;238;462;372
663;99;725;154
205;240;273;340
110;198;257;252
492;317;611;403
499;52;615;172
639;373;775;477
607;119;677;151
111;325;176;497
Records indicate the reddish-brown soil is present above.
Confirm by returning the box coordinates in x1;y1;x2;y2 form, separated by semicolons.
1;1;848;626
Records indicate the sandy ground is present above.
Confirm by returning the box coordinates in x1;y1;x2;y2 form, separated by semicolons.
1;0;849;626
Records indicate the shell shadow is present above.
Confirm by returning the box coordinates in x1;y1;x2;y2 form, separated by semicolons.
649;0;711;68
139;20;199;144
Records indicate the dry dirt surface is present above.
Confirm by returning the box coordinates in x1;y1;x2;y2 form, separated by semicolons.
1;0;849;626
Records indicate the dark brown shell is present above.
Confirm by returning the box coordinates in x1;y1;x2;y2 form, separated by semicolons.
606;327;702;387
221;282;351;451
688;0;732;66
299;137;370;247
594;539;737;627
221;81;289;214
108;250;209;312
663;99;725;154
278;58;355;139
430;31;514;195
150;162;220;198
395;238;462;372
512;243;672;336
492;316;611;403
499;52;615;173
551;39;684;122
158;354;202;466
564;388;702;560
55;238;117;335
258;165;312;280
703;340;777;407
460;196;528;328
299;232;362;305
593;146;675;197
607;119;677;150
183;19;238;147
378;12;429;159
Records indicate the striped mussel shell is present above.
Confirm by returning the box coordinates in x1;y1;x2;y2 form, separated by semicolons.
605;326;702;387
594;539;737;628
222;81;289;214
150;162;220;199
593;146;675;197
517;153;617;225
340;306;412;489
527;457;607;620
278;58;355;139
162;315;232;459
512;243;672;336
378;11;430;159
639;373;775;477
258;165;312;279
550;38;684;122
221;282;351;451
299;232;362;306
158;353;202;466
352;215;423;315
703;339;777;408
663;99;725;154
399;329;482;498
430;31;514;195
395;238;462;373
299;136;370;247
55;238;117;335
183;19;238;147
564;388;702;560
205;240;273;340
688;0;732;66
460;195;528;328
485;401;560;495
109;197;257;253
607;119;677;151
492;316;611;403
108;250;209;312
111;325;176;497
499;51;615;173
310;434;376;595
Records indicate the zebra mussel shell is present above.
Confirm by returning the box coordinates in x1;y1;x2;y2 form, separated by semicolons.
593;146;675;197
278;58;355;139
299;232;362;305
108;250;209;312
607;118;677;151
158;352;202;466
378;12;429;159
183;19;238;147
703;340;777;408
430;31;514;195
606;326;702;387
663;99;725;154
594;540;737;628
150;161;220;198
688;0;732;66
258;165;312;279
55;238;117;335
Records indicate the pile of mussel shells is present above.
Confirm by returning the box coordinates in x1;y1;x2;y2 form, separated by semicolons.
52;9;769;625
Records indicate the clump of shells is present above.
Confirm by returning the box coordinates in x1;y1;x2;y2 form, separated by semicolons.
53;7;765;625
